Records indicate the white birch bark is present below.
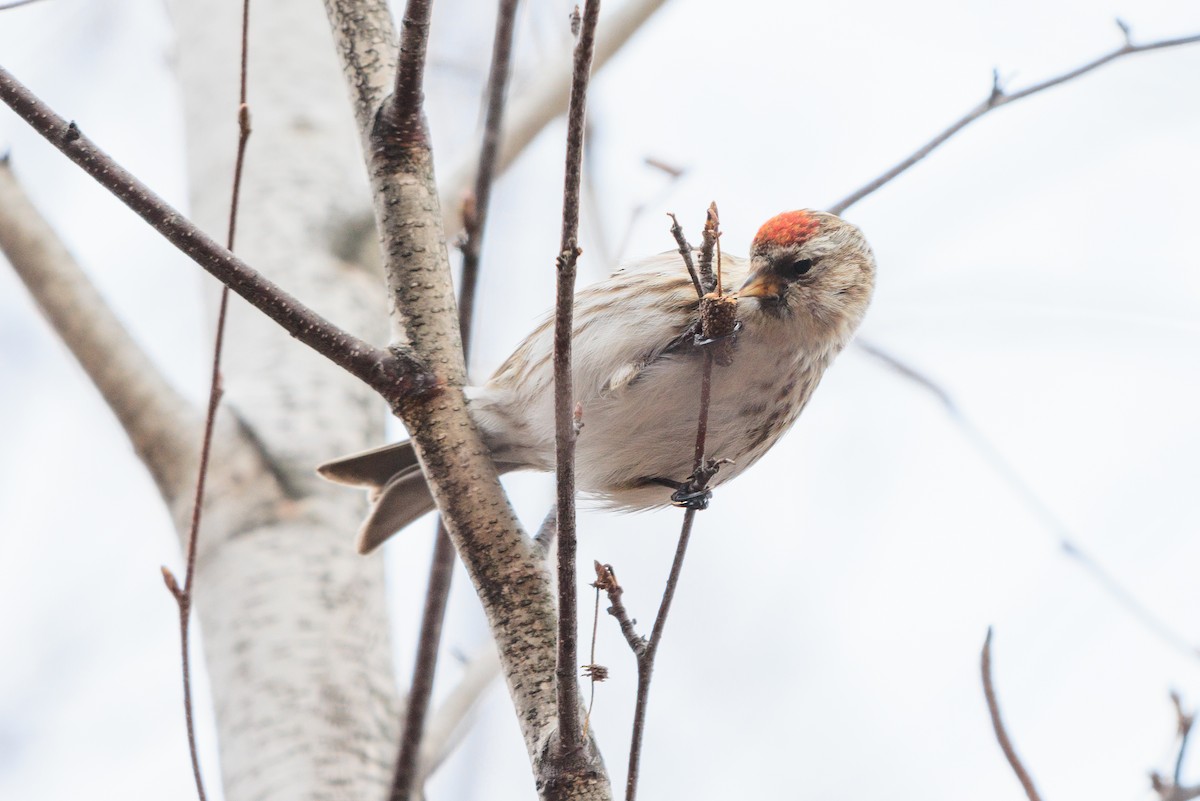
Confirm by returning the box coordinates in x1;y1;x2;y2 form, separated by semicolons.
166;1;400;798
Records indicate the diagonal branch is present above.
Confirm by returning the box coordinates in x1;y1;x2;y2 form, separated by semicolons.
0;66;430;410
858;339;1200;660
0;159;203;502
829;24;1200;215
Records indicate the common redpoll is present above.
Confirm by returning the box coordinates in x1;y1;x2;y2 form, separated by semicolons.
319;210;876;553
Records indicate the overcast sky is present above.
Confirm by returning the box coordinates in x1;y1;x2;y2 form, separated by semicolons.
2;0;1199;799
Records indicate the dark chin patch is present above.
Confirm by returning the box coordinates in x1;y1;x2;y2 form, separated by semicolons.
753;295;790;318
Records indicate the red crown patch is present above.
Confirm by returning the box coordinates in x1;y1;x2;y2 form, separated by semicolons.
752;210;820;249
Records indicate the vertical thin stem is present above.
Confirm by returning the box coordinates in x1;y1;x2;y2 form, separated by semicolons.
167;3;252;799
389;525;456;801
626;504;697;801
554;0;602;758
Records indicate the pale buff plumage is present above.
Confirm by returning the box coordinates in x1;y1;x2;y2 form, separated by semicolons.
319;210;875;553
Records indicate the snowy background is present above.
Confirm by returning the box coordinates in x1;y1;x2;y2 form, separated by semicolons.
2;0;1199;798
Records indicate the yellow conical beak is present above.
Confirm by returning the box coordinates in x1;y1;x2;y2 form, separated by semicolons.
737;271;785;299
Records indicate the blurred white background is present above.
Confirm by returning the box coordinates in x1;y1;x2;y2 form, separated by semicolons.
2;0;1199;798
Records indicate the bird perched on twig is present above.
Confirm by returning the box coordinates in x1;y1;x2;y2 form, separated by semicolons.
319;210;875;553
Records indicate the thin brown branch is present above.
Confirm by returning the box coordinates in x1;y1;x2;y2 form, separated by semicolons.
622;208;732;801
593;562;644;655
382;0;433;144
666;212;701;298
554;0;602;762
458;0;520;358
858;339;1200;660
169;8;253;797
625;507;696;801
390;5;521;798
981;628;1044;801
390;523;455;801
439;0;672;236
0;0;47;10
828;25;1200;215
0;66;430;410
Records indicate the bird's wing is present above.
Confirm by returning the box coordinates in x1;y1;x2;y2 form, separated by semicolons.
588;252;750;398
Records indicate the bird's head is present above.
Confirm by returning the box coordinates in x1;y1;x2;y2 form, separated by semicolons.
737;210;876;342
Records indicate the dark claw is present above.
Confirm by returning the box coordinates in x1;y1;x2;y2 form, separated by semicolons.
670;486;712;510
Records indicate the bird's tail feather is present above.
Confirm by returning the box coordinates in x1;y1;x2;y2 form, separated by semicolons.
317;441;523;554
317;441;436;554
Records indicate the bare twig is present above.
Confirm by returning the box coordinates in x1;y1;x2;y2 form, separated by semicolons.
165;6;253;798
619;207;733;801
858;339;1200;660
458;0;520;358
390;4;521;798
0;66;430;409
593;563;644;655
613;159;687;263
554;0;602;761
696;202;718;294
981;628;1044;801
1172;692;1195;785
666;212;702;298
162;7;253;801
390;524;455;801
414;642;502;783
1151;693;1200;801
828;24;1200;215
438;0;672;236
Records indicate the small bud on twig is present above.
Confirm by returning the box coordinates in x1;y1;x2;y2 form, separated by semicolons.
161;565;182;601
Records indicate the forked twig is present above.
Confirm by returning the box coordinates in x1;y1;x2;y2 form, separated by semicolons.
1151;693;1200;801
161;3;253;798
829;23;1200;215
981;628;1044;801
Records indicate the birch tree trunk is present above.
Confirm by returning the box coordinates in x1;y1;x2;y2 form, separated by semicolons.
168;1;400;798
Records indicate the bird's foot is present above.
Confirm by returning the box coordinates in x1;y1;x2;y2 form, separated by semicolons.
667;458;734;510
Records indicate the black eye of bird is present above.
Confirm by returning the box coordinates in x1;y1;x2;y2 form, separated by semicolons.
784;258;814;278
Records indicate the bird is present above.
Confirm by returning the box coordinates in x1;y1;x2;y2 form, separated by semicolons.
318;209;876;553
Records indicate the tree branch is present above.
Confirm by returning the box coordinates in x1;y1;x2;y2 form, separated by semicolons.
341;3;610;796
322;0;397;140
606;208;733;801
438;0;671;236
415;642;503;784
828;24;1200;215
165;7;253;796
553;0;602;763
981;628;1044;801
0;159;204;501
0;66;431;409
858;340;1200;661
391;4;521;797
